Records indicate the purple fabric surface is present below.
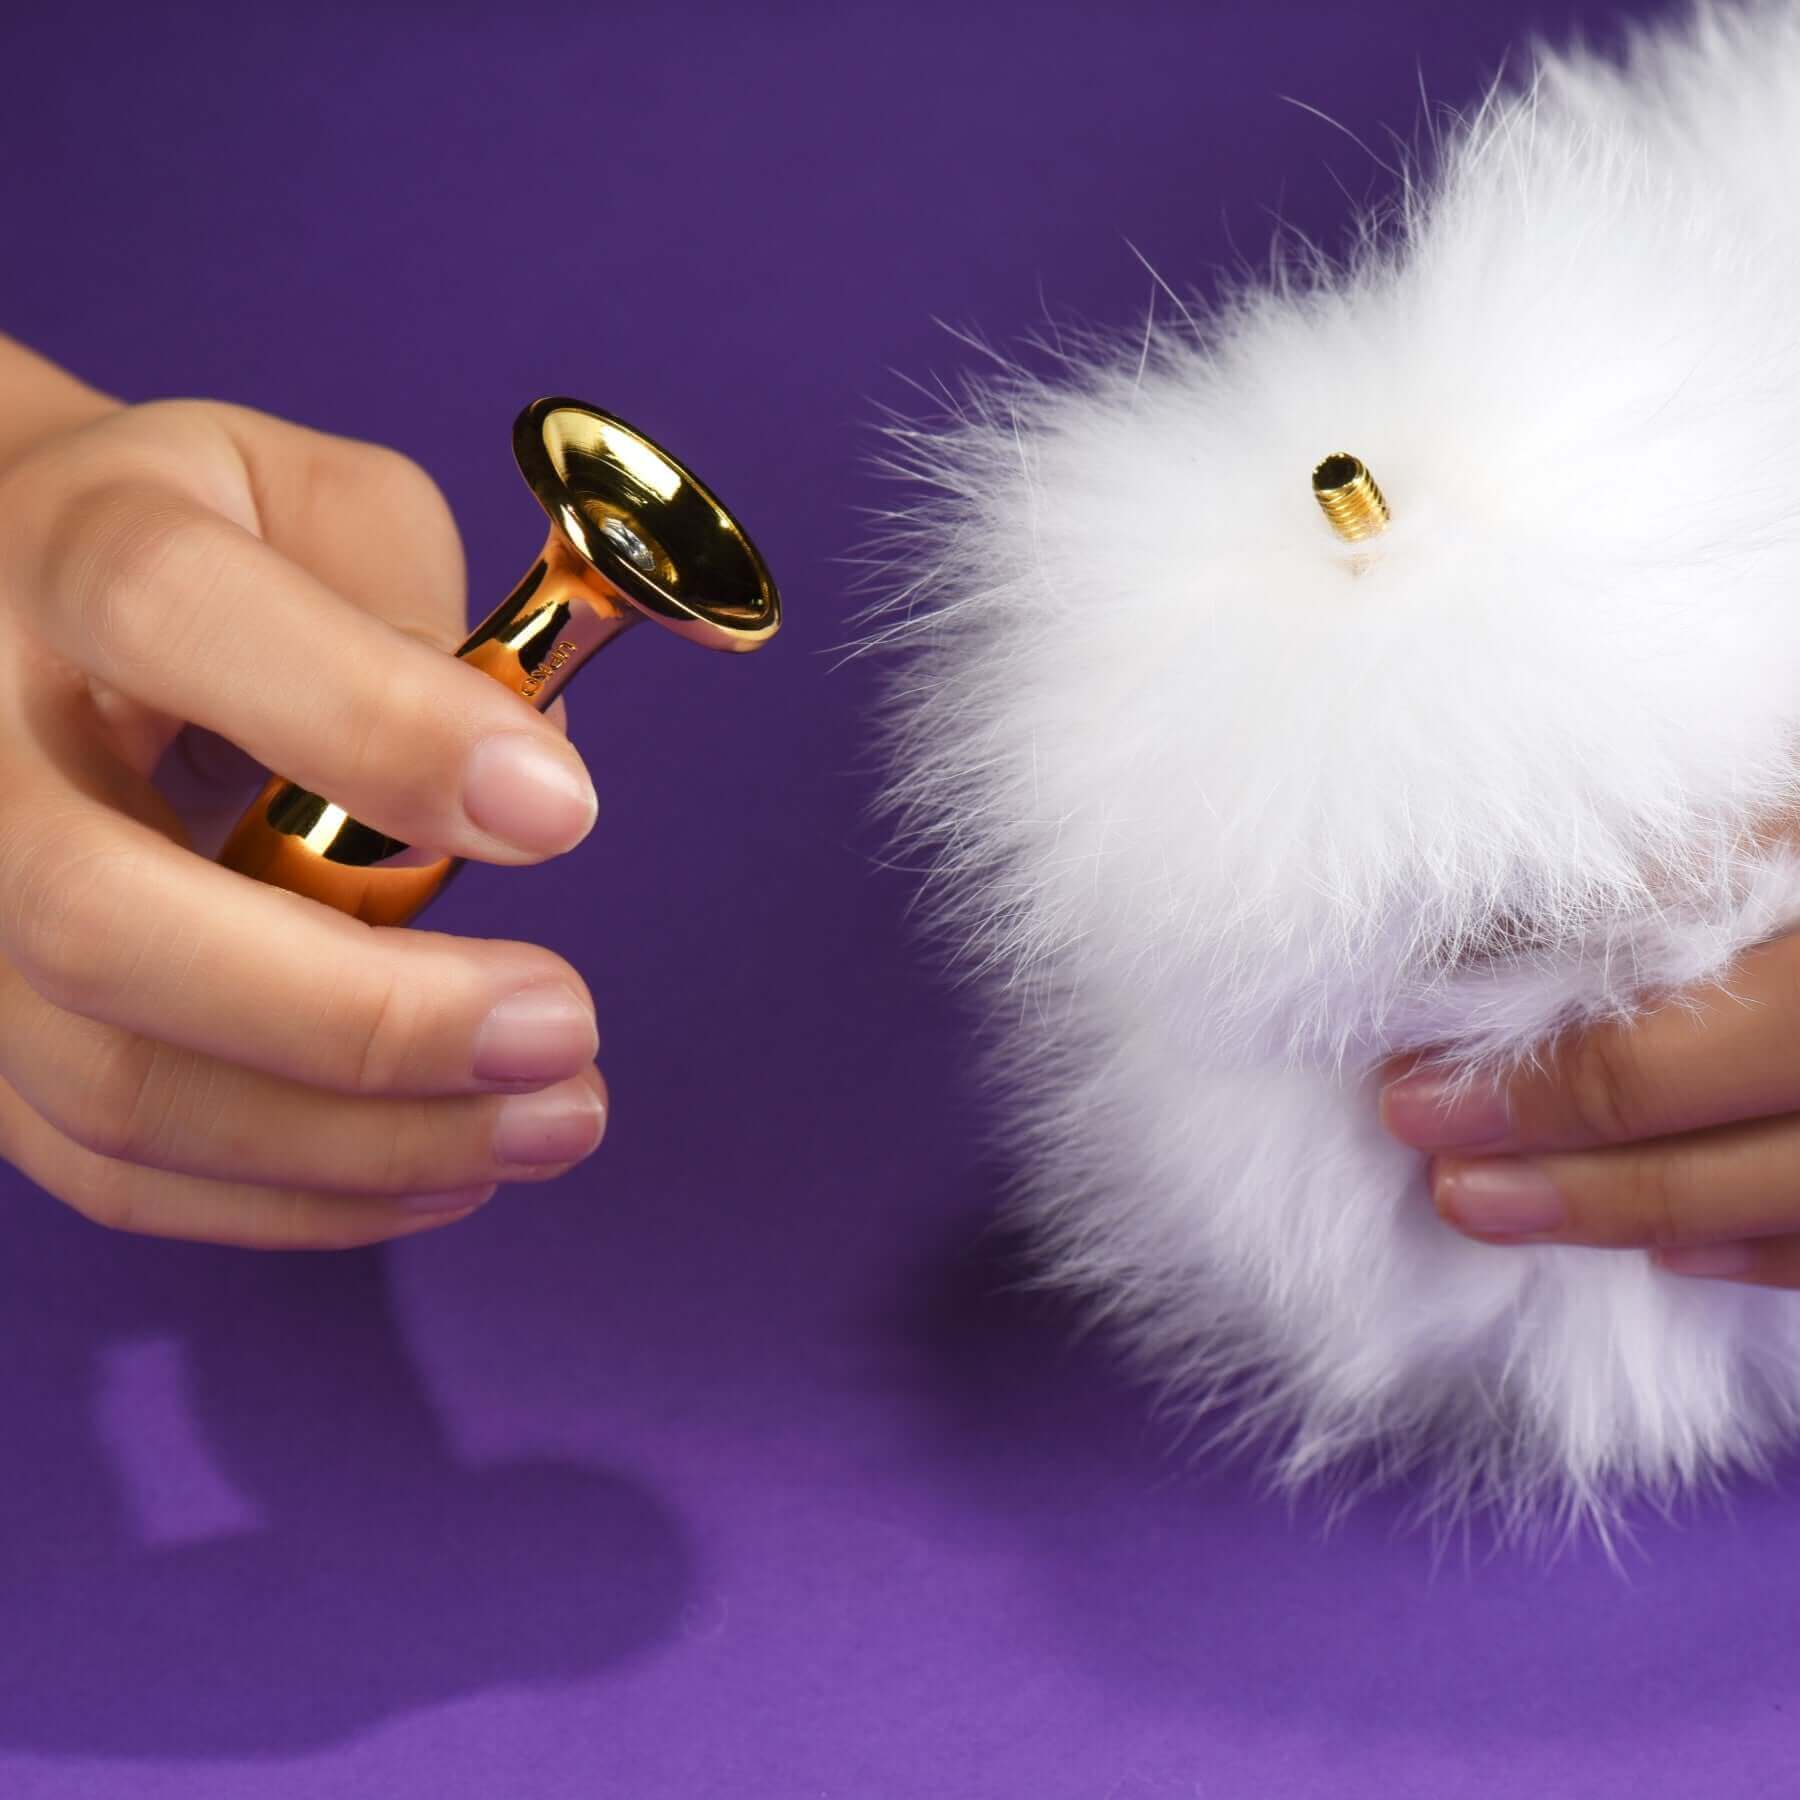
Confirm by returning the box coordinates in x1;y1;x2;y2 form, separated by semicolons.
0;1;1786;1792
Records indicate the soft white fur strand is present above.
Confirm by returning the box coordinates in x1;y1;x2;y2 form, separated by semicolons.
876;0;1800;1536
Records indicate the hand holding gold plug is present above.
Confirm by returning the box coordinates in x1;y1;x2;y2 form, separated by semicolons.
0;336;779;1248
219;396;778;925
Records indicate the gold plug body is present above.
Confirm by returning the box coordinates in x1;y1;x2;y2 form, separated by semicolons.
217;398;781;926
1311;453;1390;542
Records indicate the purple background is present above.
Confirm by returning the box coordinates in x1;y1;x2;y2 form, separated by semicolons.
0;1;1788;1793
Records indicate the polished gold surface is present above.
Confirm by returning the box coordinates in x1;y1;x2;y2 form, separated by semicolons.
1311;452;1391;543
218;398;781;925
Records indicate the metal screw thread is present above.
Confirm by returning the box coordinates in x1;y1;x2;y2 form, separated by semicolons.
1311;453;1390;542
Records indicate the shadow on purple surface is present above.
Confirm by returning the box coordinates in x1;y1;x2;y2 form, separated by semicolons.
0;1217;690;1758
890;1169;1800;1747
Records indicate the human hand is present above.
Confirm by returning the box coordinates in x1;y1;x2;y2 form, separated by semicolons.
0;346;607;1246
1378;931;1800;1287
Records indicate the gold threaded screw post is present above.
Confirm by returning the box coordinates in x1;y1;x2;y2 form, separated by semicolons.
1311;452;1390;542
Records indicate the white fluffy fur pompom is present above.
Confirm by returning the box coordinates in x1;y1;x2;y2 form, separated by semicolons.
875;0;1800;1537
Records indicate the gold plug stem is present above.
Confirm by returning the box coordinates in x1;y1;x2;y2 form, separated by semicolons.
1312;453;1390;542
216;398;781;927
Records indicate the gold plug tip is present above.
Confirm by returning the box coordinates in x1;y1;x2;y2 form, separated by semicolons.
1311;453;1390;542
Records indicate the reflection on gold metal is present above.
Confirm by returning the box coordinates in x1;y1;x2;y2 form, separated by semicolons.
1311;452;1391;542
217;397;781;926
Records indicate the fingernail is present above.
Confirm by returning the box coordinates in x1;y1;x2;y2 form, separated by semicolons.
1654;1243;1754;1280
472;982;598;1085
462;732;598;856
1435;1159;1565;1238
492;1082;606;1167
403;1183;497;1215
1381;1070;1511;1150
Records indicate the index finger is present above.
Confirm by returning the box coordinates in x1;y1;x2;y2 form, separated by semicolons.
1377;930;1800;1154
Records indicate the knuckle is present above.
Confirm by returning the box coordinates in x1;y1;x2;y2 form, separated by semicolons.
340;440;459;550
65;1038;165;1165
350;442;447;518
315;437;466;627
333;661;450;807
1562;1032;1646;1145
342;964;425;1096
5;828;142;1014
314;437;460;571
364;1098;440;1195
53;485;231;672
267;1186;325;1250
0;1073;145;1236
1626;1149;1691;1249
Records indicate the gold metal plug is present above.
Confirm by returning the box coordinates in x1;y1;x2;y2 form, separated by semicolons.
217;398;781;926
1311;453;1390;542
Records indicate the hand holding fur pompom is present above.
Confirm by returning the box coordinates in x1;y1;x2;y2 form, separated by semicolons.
1378;938;1800;1293
877;0;1800;1536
